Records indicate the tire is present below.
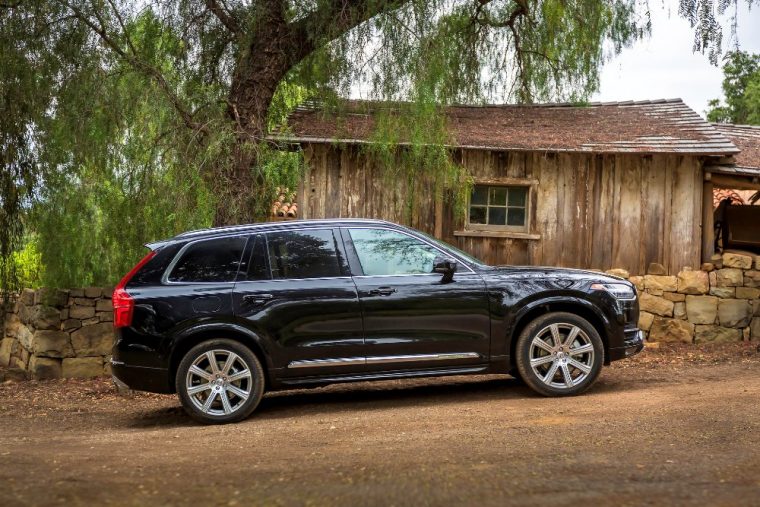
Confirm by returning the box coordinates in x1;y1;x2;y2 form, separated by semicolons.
515;312;604;397
176;339;265;424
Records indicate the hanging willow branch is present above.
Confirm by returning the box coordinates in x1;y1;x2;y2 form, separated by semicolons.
0;0;750;289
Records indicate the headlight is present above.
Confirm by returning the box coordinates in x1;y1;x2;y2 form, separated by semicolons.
590;282;635;299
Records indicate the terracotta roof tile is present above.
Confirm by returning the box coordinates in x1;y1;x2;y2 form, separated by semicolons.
712;123;760;169
277;99;739;156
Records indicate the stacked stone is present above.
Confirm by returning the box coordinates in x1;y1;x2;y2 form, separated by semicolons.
609;252;760;344
0;287;114;380
1;252;759;379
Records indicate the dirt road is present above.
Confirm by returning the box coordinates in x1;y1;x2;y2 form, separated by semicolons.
1;344;760;506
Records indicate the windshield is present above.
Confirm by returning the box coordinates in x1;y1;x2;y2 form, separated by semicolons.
416;230;485;267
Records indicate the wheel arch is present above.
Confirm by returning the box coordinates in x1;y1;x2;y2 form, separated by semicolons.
508;297;611;368
168;324;273;393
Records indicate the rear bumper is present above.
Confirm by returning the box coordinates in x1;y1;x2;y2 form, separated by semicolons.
111;360;173;394
608;329;645;362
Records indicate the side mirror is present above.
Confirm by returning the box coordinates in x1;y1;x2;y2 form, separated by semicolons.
433;256;457;283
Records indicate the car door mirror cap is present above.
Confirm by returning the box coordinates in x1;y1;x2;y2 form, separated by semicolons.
433;257;457;283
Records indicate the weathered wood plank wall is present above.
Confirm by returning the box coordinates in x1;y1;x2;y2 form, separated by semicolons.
301;144;703;275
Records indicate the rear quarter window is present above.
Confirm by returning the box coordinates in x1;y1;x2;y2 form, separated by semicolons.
168;237;247;283
128;243;183;287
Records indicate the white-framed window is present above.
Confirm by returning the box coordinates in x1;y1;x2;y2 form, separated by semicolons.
466;183;530;232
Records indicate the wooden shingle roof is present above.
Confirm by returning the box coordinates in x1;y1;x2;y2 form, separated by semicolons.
278;99;739;156
712;124;760;171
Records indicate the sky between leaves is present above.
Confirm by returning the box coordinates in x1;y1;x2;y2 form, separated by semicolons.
593;0;760;116
342;0;760;117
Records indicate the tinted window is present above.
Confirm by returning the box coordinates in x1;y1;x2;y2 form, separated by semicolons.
348;228;440;276
240;234;270;281
168;237;246;283
128;243;183;287
267;229;342;279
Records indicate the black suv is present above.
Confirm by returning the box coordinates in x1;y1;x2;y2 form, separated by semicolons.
111;219;643;423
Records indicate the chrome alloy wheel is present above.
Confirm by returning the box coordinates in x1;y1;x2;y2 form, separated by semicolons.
529;323;595;389
185;349;253;416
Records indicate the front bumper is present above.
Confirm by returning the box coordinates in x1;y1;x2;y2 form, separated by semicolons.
110;360;173;394
608;329;645;362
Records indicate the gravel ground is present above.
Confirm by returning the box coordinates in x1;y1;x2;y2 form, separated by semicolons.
1;343;760;506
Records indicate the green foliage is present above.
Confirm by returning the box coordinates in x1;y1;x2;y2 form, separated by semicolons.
5;237;43;289
0;0;746;290
679;0;755;65
707;51;760;124
33;164;214;288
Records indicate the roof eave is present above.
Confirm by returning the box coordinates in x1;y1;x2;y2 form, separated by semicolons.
268;135;740;157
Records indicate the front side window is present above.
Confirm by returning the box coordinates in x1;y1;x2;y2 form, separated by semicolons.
168;237;246;283
468;184;528;231
348;228;441;276
267;229;343;279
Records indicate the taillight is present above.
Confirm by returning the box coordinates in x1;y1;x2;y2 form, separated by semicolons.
113;251;156;328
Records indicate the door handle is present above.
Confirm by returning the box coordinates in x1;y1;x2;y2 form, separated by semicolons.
368;287;397;296
242;294;274;305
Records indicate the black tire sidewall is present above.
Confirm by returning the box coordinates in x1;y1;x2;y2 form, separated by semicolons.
515;312;604;397
176;339;265;424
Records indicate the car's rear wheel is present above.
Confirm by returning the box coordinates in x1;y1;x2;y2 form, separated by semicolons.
515;312;604;397
176;339;265;424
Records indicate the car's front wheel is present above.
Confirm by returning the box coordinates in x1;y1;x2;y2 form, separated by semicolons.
176;339;265;424
515;312;604;397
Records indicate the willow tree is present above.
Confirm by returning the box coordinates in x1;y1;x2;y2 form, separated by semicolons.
0;0;751;289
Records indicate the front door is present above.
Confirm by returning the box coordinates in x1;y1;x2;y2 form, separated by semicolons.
233;229;364;378
342;227;491;372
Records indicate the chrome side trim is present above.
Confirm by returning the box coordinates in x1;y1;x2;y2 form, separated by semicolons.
287;357;366;369
287;352;480;369
366;353;480;364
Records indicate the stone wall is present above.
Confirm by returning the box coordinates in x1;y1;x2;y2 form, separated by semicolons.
0;287;113;380
608;252;760;344
1;252;758;379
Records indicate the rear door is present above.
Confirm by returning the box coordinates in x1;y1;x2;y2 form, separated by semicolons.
232;228;364;378
342;227;491;372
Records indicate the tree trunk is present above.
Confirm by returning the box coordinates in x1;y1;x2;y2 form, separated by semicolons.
211;2;303;227
206;1;405;226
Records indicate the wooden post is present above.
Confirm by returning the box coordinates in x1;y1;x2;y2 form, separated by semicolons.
702;174;714;263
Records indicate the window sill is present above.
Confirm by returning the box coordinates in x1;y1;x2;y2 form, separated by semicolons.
454;230;541;240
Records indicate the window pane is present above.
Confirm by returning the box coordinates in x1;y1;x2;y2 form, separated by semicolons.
169;237;246;283
507;207;526;226
469;206;486;224
488;187;507;206
267;229;342;279
488;207;507;225
471;186;488;205
508;187;527;207
241;235;270;281
349;228;440;276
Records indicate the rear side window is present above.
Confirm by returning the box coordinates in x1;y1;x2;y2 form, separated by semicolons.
266;229;342;279
168;237;246;283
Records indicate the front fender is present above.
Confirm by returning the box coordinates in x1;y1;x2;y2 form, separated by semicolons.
510;294;613;333
488;287;616;361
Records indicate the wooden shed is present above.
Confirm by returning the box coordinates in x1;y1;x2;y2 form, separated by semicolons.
273;99;759;275
705;124;760;254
